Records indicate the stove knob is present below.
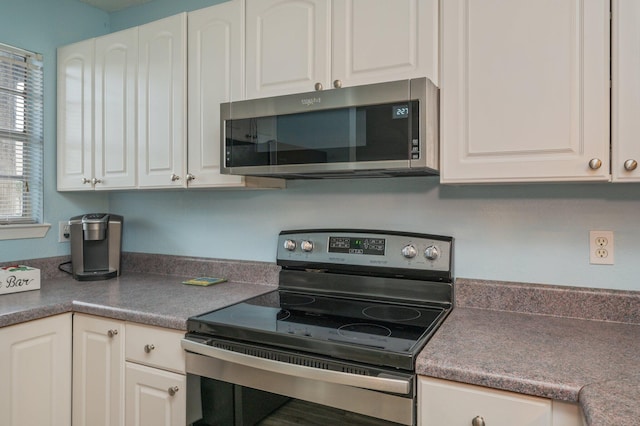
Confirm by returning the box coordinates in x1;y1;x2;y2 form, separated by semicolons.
401;245;417;259
283;239;296;251
301;240;314;252
424;245;440;261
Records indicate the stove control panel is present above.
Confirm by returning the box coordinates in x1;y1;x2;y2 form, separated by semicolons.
277;229;453;273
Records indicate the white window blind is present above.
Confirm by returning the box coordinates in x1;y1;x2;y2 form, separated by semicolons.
0;42;43;225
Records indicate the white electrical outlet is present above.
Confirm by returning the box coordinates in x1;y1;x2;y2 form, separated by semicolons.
58;221;70;243
589;230;614;265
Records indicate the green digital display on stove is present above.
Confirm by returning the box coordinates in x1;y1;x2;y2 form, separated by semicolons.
328;237;385;256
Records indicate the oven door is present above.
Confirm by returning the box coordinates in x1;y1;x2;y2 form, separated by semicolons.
182;339;415;426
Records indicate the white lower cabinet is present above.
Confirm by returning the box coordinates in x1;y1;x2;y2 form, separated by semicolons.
73;314;125;426
0;313;72;426
73;314;186;426
418;377;584;426
125;323;186;426
125;362;187;426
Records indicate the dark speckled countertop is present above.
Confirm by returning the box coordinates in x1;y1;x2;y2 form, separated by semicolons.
2;256;639;426
0;253;279;329
417;278;640;426
0;272;276;330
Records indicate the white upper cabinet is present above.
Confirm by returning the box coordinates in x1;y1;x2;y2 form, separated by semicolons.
188;0;246;188
245;0;437;99
331;0;438;88
137;13;188;188
440;0;610;184
58;29;138;191
187;2;284;189
245;0;331;98
94;28;138;190
57;39;94;190
612;0;640;182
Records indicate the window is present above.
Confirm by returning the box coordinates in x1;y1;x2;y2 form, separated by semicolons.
0;42;43;226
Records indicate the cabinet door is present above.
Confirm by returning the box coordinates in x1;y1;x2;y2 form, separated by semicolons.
332;0;438;87
246;0;331;98
125;362;186;426
57;39;94;190
612;0;640;182
418;377;552;426
440;0;610;183
95;28;138;190
72;314;125;426
0;314;72;426
138;13;187;188
187;0;245;188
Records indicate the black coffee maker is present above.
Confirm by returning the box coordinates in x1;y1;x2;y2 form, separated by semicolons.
69;213;123;281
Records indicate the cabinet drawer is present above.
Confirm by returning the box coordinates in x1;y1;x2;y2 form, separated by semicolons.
418;377;552;426
125;323;185;374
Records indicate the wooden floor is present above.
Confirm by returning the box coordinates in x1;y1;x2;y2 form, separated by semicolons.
257;399;400;426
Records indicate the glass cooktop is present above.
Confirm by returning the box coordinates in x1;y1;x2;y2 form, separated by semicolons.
187;290;448;370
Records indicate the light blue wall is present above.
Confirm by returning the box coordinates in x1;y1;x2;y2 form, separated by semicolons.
109;179;640;291
110;0;225;31
0;0;110;262
109;0;640;291
3;0;640;292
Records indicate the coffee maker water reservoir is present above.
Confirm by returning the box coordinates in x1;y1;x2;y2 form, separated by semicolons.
69;213;123;281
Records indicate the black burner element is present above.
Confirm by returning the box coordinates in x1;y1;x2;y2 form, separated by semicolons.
338;323;392;338
363;306;422;322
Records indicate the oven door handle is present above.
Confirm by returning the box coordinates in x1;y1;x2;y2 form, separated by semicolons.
181;339;411;395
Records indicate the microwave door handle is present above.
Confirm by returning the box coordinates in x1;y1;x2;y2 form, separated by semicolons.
181;339;411;395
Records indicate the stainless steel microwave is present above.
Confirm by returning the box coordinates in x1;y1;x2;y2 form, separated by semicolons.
220;77;439;179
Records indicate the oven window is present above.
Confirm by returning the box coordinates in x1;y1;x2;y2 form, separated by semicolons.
224;101;418;168
190;376;405;426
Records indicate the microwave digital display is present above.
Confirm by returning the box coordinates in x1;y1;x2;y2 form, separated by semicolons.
392;105;410;119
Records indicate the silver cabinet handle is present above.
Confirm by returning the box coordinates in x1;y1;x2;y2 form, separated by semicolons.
333;79;342;89
170;173;180;181
107;329;118;338
314;82;323;91
168;386;179;396
82;178;91;184
91;178;102;185
144;344;155;353
471;416;485;426
186;173;195;182
588;158;602;170
624;159;638;171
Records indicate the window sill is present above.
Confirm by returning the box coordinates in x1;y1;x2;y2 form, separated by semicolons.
0;223;51;241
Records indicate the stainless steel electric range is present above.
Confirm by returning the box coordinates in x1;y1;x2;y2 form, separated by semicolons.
182;229;453;426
